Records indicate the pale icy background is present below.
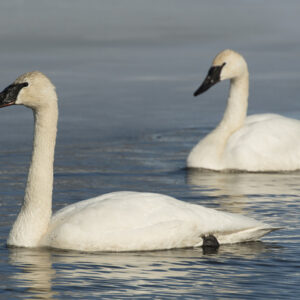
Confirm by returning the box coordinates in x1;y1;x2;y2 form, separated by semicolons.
0;0;300;145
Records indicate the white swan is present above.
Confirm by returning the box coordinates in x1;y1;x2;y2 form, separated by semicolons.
0;71;276;252
188;49;300;171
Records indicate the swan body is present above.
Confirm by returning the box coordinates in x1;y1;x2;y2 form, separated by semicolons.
42;191;273;251
188;49;300;171
0;72;276;251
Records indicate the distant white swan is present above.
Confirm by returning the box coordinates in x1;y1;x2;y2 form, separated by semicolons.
188;49;300;171
0;72;276;251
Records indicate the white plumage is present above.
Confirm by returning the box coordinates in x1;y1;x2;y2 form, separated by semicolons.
0;71;276;252
43;191;272;251
188;49;300;171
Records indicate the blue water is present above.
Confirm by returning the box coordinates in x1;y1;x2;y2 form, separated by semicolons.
0;0;300;298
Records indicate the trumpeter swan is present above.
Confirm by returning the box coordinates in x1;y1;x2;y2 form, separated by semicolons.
188;49;300;171
0;72;276;251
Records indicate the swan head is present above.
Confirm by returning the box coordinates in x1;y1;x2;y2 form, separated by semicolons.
194;49;248;96
0;71;56;110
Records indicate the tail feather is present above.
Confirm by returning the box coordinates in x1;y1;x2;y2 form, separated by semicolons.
215;226;280;245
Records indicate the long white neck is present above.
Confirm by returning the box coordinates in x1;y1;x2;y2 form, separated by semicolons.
7;100;58;247
187;71;249;169
218;72;249;134
206;72;249;158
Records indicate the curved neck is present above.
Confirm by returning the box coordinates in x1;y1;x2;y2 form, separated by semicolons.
218;72;249;133
8;101;58;247
188;71;249;170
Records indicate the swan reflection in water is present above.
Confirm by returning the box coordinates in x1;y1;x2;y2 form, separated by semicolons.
8;248;57;299
186;168;300;216
8;242;278;299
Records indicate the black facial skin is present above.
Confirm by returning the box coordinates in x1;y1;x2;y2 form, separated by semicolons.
193;63;226;97
0;82;29;108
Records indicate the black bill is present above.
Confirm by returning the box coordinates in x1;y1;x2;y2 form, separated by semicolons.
193;63;226;97
0;82;28;108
